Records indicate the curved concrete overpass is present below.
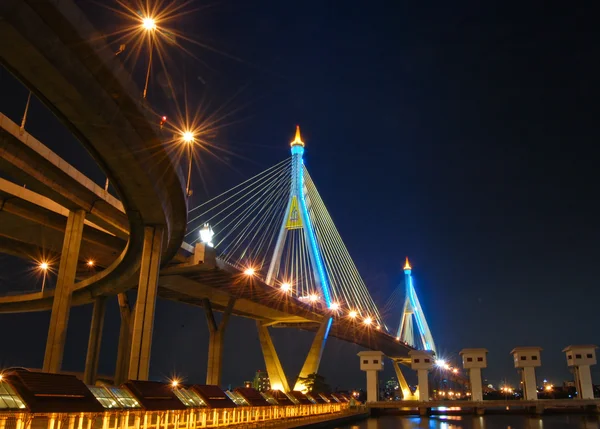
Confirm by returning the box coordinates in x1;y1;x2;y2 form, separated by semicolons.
0;0;188;300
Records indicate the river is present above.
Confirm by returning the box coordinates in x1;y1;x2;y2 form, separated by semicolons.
334;415;600;429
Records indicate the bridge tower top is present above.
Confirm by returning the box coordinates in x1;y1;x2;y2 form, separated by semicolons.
290;125;304;148
404;257;412;272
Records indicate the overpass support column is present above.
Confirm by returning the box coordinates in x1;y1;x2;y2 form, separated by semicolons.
128;226;164;381
115;293;133;385
293;317;332;391
83;296;107;385
43;209;86;373
256;322;290;392
204;298;235;386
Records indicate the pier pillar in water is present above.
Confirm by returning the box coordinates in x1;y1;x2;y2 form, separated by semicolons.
357;351;384;403
460;348;488;402
563;345;598;399
511;347;542;400
409;350;435;402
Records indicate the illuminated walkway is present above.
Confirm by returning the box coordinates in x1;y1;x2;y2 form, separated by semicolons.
0;370;352;429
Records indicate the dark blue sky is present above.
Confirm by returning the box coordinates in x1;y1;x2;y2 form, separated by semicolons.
1;0;598;389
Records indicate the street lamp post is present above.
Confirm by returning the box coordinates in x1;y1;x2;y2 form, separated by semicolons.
141;17;157;99
182;131;195;197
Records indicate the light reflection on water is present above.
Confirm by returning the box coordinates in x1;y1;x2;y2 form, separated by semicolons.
337;415;600;429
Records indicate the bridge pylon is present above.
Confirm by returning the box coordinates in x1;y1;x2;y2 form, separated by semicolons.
265;126;333;307
397;258;436;354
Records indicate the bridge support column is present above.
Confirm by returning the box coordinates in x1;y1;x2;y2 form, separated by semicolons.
204;298;235;386
43;209;86;373
293;317;332;391
563;345;598;400
256;322;290;392
511;347;542;401
115;293;132;385
392;360;416;400
358;351;384;402
409;350;434;402
460;349;488;402
128;226;164;381
83;296;107;385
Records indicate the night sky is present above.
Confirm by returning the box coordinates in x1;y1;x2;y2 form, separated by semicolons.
1;1;599;390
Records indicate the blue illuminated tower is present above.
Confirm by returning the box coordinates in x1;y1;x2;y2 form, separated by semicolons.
397;257;437;353
265;126;333;307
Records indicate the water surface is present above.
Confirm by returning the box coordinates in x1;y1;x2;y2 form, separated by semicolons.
334;415;600;429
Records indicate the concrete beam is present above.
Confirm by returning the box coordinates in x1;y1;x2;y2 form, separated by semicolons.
83;295;107;385
293;317;332;391
128;226;163;381
43;209;86;373
256;321;290;392
204;298;235;386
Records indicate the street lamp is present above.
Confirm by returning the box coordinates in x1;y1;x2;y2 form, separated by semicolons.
182;130;195;197
39;262;49;292
141;16;157;99
199;223;214;247
280;283;291;293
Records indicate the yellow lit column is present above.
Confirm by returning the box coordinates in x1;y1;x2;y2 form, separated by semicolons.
128;226;164;380
256;321;290;392
293;317;332;391
43;209;86;373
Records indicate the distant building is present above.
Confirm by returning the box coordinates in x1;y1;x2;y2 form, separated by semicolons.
252;370;270;392
382;377;399;400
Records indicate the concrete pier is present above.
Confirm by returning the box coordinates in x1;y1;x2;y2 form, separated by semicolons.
43;209;86;373
128;226;164;381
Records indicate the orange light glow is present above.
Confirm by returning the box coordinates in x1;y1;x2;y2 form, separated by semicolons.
290;125;304;147
244;268;255;276
404;257;412;270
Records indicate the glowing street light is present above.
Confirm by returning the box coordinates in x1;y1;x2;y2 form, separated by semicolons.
244;268;255;276
309;294;319;303
39;261;49;292
199;223;214;247
363;317;372;326
142;17;157;31
330;302;340;311
280;283;291;293
348;310;358;319
435;359;446;368
87;260;95;267
452;368;459;374
171;379;179;387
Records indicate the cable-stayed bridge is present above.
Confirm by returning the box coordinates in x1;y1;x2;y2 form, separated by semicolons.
185;127;384;329
0;0;443;398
